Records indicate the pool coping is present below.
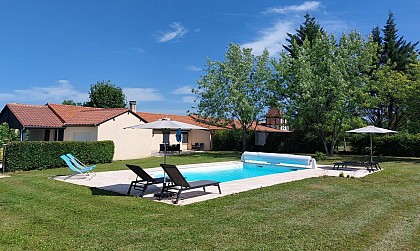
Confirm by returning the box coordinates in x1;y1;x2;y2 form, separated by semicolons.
54;161;378;206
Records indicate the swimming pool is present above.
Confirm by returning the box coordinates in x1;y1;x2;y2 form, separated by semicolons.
158;162;305;183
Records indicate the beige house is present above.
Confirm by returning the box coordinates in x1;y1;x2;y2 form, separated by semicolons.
0;103;152;160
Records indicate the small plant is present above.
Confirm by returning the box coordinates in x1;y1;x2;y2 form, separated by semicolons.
315;151;326;161
339;172;344;177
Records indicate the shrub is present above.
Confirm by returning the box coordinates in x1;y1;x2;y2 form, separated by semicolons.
348;132;420;157
3;140;114;171
212;130;243;151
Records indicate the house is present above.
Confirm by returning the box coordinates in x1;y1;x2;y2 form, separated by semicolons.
0;102;289;160
264;107;289;131
0;103;151;160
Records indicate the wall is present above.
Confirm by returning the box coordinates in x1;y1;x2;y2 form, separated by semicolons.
97;112;152;160
64;127;98;142
189;130;212;150
28;129;45;141
150;130;188;152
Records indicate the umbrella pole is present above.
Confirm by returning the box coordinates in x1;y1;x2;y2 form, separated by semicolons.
370;133;373;163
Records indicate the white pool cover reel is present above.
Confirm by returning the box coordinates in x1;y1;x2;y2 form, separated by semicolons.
241;152;317;169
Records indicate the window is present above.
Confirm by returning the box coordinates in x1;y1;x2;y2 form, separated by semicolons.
43;130;50;141
182;132;188;143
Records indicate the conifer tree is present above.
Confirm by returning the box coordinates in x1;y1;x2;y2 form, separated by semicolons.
283;13;325;57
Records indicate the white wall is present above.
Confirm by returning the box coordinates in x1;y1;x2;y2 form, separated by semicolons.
97;112;152;160
189;130;212;150
64;127;98;142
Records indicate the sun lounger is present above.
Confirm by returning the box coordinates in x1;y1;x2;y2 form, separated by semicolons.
60;155;95;179
126;164;169;197
333;153;381;171
159;164;221;204
66;153;96;171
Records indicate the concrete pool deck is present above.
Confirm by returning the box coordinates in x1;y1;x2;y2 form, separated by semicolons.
54;161;379;206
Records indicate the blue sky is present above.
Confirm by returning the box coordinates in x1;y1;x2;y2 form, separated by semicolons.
0;0;418;115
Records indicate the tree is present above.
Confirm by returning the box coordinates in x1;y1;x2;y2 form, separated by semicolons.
273;31;376;155
381;12;418;72
85;80;126;108
0;122;19;145
405;61;420;133
62;100;83;106
365;12;419;130
192;43;273;151
283;13;325;57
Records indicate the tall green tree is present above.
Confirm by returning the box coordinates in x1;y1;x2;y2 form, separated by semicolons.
192;43;272;151
274;31;376;155
405;61;420;133
365;12;419;130
85;80;126;108
283;13;325;57
381;12;418;72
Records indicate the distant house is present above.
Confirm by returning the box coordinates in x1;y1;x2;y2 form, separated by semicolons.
0;103;151;160
0;102;289;160
264;107;288;131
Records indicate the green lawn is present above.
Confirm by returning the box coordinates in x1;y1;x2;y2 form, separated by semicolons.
0;152;419;250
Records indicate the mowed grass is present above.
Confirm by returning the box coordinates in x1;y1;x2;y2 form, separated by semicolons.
0;152;419;250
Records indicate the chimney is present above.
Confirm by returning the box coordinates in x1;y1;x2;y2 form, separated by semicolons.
129;100;136;113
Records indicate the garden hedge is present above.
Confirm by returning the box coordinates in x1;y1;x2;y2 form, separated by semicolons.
212;129;324;153
348;133;420;157
3;140;114;171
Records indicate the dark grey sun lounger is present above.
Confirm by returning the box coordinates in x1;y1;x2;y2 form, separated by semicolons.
333;153;381;171
126;164;169;197
160;164;221;204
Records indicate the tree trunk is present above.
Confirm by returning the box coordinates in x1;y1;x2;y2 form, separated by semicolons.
241;127;248;152
322;138;330;155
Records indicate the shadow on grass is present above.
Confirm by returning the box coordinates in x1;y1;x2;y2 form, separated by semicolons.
89;187;126;197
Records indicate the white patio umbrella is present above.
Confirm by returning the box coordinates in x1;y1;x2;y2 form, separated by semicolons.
124;118;208;164
125;118;208;197
347;125;397;162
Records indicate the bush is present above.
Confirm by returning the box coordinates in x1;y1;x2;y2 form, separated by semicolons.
212;129;325;154
3;140;114;171
212;130;243;151
348;132;420;157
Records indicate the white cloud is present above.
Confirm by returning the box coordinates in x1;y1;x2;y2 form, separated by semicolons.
186;65;202;72
242;20;294;55
2;80;88;104
181;96;195;103
123;87;164;102
321;19;350;34
157;22;188;43
171;86;193;95
265;1;320;14
130;47;145;53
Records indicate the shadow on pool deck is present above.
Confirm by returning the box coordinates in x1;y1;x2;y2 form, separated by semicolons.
54;162;379;205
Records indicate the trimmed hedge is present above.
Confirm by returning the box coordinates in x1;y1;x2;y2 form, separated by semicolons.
3;140;114;171
348;133;420;157
212;129;324;153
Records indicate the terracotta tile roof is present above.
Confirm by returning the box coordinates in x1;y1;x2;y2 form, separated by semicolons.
48;103;134;126
65;108;130;126
47;103;97;123
137;112;225;130
5;103;64;128
137;112;289;132
266;107;284;117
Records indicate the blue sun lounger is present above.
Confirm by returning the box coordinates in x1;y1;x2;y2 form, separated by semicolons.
60;155;95;179
66;153;96;171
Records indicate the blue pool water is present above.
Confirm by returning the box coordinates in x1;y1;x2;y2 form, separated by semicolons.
168;162;304;183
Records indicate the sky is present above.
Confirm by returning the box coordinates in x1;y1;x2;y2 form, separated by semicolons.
0;0;419;115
